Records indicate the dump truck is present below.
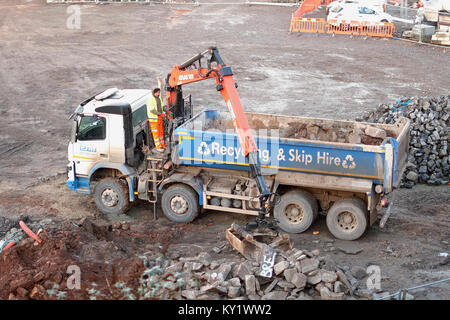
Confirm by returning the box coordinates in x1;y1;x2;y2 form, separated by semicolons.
67;48;410;241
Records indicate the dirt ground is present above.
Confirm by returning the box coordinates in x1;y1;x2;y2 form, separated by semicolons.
0;0;449;299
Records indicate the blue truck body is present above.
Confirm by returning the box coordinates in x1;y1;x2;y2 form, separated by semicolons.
174;109;410;193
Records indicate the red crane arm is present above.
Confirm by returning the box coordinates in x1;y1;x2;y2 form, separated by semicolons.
165;48;258;156
164;47;275;230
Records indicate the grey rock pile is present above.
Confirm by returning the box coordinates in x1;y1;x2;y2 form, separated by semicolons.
138;247;390;300
359;95;449;187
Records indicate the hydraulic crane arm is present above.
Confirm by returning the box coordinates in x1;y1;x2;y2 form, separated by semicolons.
165;47;276;229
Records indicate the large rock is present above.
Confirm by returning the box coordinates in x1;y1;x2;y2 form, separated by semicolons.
233;263;252;280
365;126;386;139
283;268;307;290
273;260;290;275
320;287;345;300
321;270;338;283
245;275;256;296
210;264;232;283
261;290;289;300
300;258;319;274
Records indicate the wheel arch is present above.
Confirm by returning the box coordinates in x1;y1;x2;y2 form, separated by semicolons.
159;173;203;205
88;162;137;201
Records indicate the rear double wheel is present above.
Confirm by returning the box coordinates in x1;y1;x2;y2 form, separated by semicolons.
274;190;318;234
161;184;199;223
326;198;368;241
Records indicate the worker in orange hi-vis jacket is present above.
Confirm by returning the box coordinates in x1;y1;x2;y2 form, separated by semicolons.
147;78;166;152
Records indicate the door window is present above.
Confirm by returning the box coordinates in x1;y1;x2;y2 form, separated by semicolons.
77;115;107;141
132;104;148;127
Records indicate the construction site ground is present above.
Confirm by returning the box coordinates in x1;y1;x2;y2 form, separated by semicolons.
0;0;449;299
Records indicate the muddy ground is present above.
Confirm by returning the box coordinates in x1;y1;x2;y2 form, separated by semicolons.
0;0;449;299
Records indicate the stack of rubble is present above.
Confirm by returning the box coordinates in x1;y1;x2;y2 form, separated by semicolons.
0;218;389;300
138;247;383;300
359;95;449;187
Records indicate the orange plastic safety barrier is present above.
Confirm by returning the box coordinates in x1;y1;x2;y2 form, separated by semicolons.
359;21;395;38
290;17;327;33
290;17;395;38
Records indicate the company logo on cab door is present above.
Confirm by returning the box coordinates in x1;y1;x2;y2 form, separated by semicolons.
80;145;97;153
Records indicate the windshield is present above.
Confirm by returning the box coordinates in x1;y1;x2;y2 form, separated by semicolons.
77;115;107;141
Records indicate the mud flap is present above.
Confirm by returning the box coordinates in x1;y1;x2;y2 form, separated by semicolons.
225;223;293;278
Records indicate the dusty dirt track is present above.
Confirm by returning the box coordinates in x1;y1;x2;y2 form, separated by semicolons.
0;0;449;299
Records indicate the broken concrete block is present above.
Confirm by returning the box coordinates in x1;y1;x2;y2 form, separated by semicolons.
264;279;279;294
228;286;241;298
300;258;319;274
229;277;241;287
365;126;386;139
261;290;289;300
277;280;295;290
348;133;362;144
245;275;256;296
336;270;353;295
283;268;296;283
274;260;289;275
233;263;252;280
334;281;345;293
209;264;232;283
196;252;212;267
192;262;203;271
307;273;322;285
321;270;338;283
320;286;345;300
165;262;184;274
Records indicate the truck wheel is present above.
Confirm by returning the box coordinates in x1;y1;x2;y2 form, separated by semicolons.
93;178;130;215
274;190;318;234
326;198;368;241
161;184;199;223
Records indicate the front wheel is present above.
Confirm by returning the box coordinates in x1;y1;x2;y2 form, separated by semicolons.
93;178;130;215
161;184;199;223
326;198;368;240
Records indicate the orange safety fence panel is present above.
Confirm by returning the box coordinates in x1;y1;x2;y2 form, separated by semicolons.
290;17;327;33
290;15;395;38
360;21;395;38
326;20;361;35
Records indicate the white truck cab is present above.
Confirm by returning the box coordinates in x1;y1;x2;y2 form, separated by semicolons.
67;88;152;214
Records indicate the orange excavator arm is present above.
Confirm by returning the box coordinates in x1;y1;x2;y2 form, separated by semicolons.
165;47;276;229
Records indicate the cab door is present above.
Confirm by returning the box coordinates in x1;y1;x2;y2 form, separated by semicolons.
72;114;110;177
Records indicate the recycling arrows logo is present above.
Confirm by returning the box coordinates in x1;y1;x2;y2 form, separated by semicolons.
197;142;210;156
342;154;356;169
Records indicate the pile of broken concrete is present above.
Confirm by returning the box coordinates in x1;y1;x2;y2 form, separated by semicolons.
359;94;449;187
141;247;385;300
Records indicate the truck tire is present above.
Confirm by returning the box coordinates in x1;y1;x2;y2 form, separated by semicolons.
274;190;318;234
93;178;130;215
326;198;368;241
161;184;199;223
